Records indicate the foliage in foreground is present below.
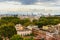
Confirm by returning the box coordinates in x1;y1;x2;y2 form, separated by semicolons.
0;23;17;38
10;35;34;40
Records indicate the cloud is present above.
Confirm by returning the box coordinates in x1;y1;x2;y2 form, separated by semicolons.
0;0;60;6
0;1;60;15
0;0;60;11
19;0;38;5
0;0;56;4
0;1;60;11
33;0;60;7
0;1;22;11
38;0;56;2
0;0;38;5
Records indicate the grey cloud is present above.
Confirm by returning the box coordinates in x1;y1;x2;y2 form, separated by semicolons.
0;0;59;5
39;0;56;2
19;0;38;5
0;0;38;4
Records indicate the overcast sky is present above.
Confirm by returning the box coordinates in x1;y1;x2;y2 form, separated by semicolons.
0;0;60;6
0;0;60;15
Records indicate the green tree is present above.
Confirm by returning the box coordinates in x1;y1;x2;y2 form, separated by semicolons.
1;17;21;25
23;37;33;40
32;19;38;25
0;23;17;39
37;16;60;28
20;18;31;26
10;35;23;40
0;36;2;40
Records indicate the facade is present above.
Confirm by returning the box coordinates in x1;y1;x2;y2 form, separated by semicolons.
15;24;60;40
15;24;32;36
15;24;24;30
17;30;32;36
27;25;38;30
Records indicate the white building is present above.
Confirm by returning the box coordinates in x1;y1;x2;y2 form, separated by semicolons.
17;30;32;36
15;24;32;36
27;25;38;30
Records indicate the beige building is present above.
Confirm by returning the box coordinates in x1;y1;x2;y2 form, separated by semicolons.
15;24;24;30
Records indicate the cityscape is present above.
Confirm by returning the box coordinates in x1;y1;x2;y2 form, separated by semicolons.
0;0;60;40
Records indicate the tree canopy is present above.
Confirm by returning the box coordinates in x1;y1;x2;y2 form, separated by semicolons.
0;16;60;40
10;35;23;40
0;23;17;38
37;16;60;28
